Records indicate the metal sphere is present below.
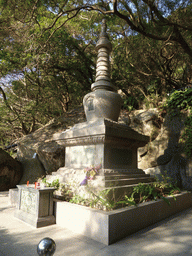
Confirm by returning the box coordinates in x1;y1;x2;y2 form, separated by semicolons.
37;237;56;256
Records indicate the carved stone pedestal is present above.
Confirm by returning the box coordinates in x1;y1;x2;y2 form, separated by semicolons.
54;118;148;169
52;118;153;197
14;185;56;228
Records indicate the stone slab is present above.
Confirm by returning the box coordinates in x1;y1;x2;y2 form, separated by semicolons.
14;185;56;228
53;118;149;147
65;144;104;168
9;188;18;207
14;209;56;228
56;192;192;245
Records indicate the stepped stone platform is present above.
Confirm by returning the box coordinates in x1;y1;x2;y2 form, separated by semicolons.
46;118;154;199
46;168;155;201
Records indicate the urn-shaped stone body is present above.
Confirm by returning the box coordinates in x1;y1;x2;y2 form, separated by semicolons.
83;89;122;122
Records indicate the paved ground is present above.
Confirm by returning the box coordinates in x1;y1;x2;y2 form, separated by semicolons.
1;191;192;256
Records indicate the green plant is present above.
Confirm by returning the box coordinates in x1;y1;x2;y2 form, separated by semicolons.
166;88;192;157
116;194;137;207
131;183;158;203
69;195;89;206
71;172;180;210
41;177;47;184
167;88;192;112
46;179;60;190
69;187;116;211
122;95;139;112
180;112;192;157
143;93;162;109
87;188;117;211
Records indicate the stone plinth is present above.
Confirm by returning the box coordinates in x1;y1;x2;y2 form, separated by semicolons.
54;118;149;170
14;185;56;228
51;118;153;196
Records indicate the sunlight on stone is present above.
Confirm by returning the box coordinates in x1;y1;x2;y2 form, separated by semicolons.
143;241;184;253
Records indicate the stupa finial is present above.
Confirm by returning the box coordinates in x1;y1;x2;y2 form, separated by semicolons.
92;19;114;91
101;19;107;33
95;19;112;53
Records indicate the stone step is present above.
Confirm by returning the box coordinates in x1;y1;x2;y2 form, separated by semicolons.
49;169;148;178
103;169;145;176
103;177;154;187
46;171;154;186
104;182;154;200
101;174;151;180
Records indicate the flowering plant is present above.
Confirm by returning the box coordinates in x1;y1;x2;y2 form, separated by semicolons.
85;164;102;180
80;164;102;185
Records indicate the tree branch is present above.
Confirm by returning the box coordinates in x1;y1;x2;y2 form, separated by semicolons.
0;86;29;134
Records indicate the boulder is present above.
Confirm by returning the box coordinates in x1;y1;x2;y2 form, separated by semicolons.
136;109;192;190
16;107;86;183
0;148;22;191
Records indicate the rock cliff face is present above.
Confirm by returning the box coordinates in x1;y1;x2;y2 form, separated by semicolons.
16;106;192;189
0;149;22;191
128;109;192;189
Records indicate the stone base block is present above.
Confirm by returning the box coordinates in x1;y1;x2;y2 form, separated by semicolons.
56;192;192;245
14;210;56;228
9;188;18;207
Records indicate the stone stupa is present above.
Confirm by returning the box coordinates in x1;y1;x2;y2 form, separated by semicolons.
50;19;153;198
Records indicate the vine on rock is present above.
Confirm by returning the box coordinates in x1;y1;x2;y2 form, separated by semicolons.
167;88;192;157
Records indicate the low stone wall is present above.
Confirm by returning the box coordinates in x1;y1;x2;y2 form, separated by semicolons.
9;188;18;207
56;192;192;245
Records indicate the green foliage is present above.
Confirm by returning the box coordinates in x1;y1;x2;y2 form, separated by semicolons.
72;172;180;210
69;188;116;211
181;113;192;157
46;179;60;190
132;183;159;203
42;172;180;211
167;88;192;112
116;194;137;207
1;0;192;146
167;88;192;157
69;194;88;206
131;181;180;205
122;95;139;112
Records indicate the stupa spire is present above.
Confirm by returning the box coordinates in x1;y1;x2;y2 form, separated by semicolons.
91;19;115;91
83;19;122;122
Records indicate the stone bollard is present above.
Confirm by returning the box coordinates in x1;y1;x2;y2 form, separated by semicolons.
37;237;56;256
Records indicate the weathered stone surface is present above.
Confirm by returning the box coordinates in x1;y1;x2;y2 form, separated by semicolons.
37;142;65;174
136;109;192;190
19;154;46;184
83;90;122;122
129;109;159;136
15;185;56;228
133;109;185;170
0;149;22;191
